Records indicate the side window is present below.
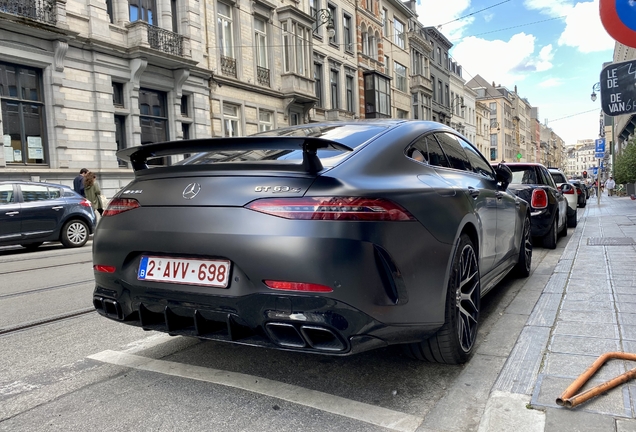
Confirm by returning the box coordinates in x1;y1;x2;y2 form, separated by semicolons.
48;187;62;199
540;167;557;188
20;184;50;202
406;137;429;163
457;137;495;179
424;135;450;168
0;184;14;205
434;133;471;171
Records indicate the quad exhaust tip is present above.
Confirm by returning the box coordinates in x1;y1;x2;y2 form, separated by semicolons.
265;322;346;352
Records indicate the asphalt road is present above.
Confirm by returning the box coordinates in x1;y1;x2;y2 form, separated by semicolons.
0;235;568;432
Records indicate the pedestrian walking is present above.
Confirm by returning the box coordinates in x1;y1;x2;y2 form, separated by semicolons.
605;176;616;196
84;171;104;216
73;168;88;197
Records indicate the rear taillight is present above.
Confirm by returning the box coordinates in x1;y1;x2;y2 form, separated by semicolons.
102;198;140;217
245;197;415;221
531;189;548;209
264;280;333;292
80;199;92;207
576;188;581;194
93;265;116;273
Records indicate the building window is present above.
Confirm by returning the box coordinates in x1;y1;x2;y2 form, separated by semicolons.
363;71;391;118
394;62;406;92
113;82;124;108
114;115;127;167
366;0;373;12
0;62;47;165
259;110;273;131
489;102;497;115
310;0;319;34
330;68;339;109
437;47;441;64
397;108;408;119
431;74;435;101
445;84;449;107
180;95;188;116
438;80;442;103
490;134;498;147
171;0;178;32
343;14;352;51
346;75;354;112
361;24;369;56
282;21;311;77
218;2;234;58
394;19;404;49
490;148;497;161
129;0;156;25
139;88;168;164
327;4;337;45
255;17;270;86
223;103;241;137
106;0;114;23
381;9;387;36
314;63;323;107
412;93;418;119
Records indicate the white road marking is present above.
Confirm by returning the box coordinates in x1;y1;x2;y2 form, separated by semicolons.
88;350;424;432
120;333;175;353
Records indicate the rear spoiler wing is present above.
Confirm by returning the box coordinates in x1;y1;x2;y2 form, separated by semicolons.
116;137;354;173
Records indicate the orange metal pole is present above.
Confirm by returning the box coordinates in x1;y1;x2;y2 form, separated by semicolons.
557;352;636;408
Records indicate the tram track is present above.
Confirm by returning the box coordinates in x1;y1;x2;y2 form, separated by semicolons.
0;260;93;276
0;308;96;336
0;280;95;300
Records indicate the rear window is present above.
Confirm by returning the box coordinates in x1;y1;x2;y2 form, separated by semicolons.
184;124;389;166
508;166;538;185
551;172;567;183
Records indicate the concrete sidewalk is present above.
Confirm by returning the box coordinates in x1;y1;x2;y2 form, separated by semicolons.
479;193;636;432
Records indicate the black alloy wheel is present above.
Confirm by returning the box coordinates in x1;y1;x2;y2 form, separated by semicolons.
405;234;480;364
514;215;532;277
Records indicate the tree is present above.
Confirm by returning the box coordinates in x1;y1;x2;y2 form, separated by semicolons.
614;139;636;185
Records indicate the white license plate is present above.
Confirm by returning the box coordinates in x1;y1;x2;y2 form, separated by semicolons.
137;256;231;288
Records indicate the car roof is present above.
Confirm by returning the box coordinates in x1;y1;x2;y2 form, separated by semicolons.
0;180;72;189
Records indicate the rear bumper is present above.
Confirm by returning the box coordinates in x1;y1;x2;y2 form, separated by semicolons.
92;206;453;354
92;288;440;355
529;208;554;237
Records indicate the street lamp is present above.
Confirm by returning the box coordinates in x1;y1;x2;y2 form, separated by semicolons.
591;82;600;102
315;9;335;38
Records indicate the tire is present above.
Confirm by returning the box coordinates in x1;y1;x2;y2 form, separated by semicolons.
60;219;89;248
567;211;578;228
580;201;586;208
542;216;558;249
21;242;43;251
514;215;532;278
404;234;480;364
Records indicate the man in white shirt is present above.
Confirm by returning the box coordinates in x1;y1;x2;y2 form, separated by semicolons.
605;176;616;196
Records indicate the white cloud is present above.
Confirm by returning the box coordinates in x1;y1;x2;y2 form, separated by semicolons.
538;77;563;88
523;0;573;17
451;33;553;85
558;1;614;53
415;0;472;40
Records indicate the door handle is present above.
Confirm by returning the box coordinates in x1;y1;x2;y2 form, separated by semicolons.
51;206;64;210
5;211;19;216
495;191;503;200
467;187;480;199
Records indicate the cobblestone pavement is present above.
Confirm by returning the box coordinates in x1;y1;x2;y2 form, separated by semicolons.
478;193;636;432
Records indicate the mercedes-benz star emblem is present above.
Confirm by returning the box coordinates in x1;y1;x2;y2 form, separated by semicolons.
182;182;201;200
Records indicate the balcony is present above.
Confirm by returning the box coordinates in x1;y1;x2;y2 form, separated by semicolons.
147;25;183;57
410;74;432;92
257;66;270;87
221;56;237;78
0;0;56;25
281;73;316;103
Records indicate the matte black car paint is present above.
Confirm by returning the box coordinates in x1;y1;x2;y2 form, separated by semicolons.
93;121;529;359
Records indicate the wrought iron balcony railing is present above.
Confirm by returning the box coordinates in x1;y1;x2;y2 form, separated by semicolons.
221;55;237;78
257;66;270;87
147;25;183;57
0;0;56;25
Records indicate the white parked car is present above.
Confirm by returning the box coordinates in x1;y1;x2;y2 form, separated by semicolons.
548;168;578;228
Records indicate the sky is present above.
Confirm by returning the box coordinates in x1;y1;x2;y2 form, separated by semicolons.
415;0;616;145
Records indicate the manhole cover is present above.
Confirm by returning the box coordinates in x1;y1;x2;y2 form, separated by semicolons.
587;237;636;246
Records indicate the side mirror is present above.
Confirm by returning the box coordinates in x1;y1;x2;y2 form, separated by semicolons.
560;183;573;193
494;163;512;188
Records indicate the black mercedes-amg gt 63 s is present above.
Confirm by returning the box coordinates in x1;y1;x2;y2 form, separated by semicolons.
92;120;532;364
